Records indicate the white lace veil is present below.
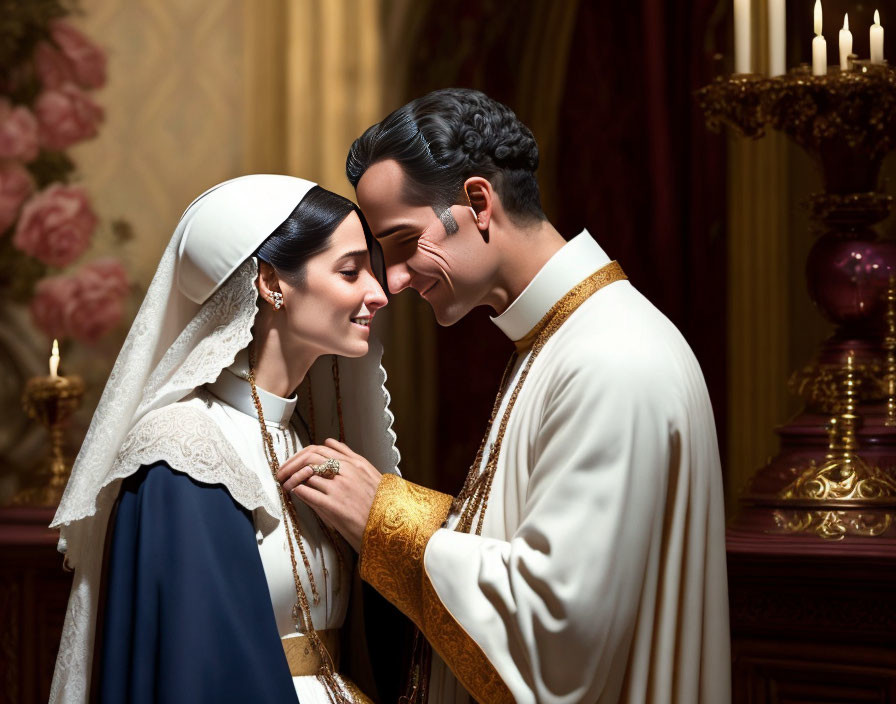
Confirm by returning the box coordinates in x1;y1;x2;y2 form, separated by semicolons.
48;174;400;704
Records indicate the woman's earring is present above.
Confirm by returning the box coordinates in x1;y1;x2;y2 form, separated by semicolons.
271;292;283;310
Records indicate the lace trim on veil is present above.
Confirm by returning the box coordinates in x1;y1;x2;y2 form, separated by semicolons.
52;259;261;538
113;404;280;528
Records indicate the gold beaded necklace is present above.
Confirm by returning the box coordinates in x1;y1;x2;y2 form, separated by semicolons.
451;261;626;534
247;346;352;703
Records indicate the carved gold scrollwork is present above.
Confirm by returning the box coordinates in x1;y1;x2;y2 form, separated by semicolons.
773;508;894;540
779;456;896;502
776;457;896;539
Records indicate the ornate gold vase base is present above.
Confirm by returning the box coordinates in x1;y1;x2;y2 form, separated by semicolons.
771;454;896;539
740;353;896;540
8;375;84;507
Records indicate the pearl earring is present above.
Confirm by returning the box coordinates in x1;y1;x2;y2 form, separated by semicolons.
271;292;283;310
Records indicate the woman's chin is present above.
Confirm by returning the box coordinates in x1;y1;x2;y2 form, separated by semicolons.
336;339;370;359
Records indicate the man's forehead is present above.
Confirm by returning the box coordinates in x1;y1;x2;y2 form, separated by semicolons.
356;159;407;210
356;159;438;238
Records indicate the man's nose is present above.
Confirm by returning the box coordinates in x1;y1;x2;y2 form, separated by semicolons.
386;261;412;295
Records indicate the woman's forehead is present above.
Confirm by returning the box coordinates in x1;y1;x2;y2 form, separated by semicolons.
323;211;367;254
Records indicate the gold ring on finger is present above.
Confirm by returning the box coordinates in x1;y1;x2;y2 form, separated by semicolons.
311;457;340;479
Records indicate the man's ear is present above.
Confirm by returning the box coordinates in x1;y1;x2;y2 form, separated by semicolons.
463;176;493;231
257;260;282;303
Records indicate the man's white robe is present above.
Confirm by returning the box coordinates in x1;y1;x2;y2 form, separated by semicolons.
361;232;731;703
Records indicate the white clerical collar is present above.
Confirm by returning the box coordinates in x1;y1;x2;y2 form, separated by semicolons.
491;230;611;342
205;349;297;427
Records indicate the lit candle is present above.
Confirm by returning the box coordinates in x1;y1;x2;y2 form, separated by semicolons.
871;10;885;64
49;339;60;379
839;13;853;71
734;0;752;73
768;0;786;76
812;0;827;76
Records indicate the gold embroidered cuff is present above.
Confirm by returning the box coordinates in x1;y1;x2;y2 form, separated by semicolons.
421;576;515;703
361;476;514;702
360;474;452;625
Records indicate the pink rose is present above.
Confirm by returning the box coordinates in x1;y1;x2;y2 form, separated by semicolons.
30;273;80;341
0;99;40;162
76;257;129;297
29;258;130;344
34;43;76;91
0;163;35;232
13;184;98;268
67;258;129;343
35;21;107;91
35;84;103;151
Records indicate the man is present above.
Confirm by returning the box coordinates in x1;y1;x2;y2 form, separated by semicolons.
280;88;731;703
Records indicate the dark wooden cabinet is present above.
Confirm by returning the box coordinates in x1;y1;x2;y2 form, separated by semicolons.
0;507;72;704
728;528;896;703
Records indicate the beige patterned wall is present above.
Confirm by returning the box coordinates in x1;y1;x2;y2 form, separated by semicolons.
71;0;403;283
70;0;248;286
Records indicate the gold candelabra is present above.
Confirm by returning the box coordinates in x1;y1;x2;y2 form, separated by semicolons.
10;373;85;506
698;60;896;539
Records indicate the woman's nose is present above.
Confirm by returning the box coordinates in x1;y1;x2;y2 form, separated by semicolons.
364;272;388;312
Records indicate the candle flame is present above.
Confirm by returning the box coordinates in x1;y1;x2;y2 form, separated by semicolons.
843;13;849;31
49;338;60;378
814;0;822;35
875;9;880;26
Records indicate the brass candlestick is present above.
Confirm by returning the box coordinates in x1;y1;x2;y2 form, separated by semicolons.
698;62;896;538
10;374;85;506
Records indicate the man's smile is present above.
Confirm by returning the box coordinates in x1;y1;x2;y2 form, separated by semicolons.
419;281;439;297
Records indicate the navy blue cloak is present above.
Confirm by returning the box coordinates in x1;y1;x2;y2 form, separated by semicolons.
94;461;298;703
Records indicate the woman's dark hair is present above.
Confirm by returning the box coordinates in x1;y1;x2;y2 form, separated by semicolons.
255;185;384;287
346;88;545;229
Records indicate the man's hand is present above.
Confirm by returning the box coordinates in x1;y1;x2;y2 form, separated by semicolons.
276;438;383;552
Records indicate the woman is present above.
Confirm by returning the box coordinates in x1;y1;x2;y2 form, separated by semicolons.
48;175;399;703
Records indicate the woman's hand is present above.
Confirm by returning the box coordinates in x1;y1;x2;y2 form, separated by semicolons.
277;438;383;552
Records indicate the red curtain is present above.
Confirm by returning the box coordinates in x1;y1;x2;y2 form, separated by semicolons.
404;0;729;494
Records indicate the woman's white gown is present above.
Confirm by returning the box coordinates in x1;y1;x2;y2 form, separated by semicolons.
200;363;353;702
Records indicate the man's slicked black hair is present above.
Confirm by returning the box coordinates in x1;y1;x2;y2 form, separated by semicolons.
346;88;546;226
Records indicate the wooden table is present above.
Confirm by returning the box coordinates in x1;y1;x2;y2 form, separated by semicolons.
0;507;72;704
727;526;896;703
